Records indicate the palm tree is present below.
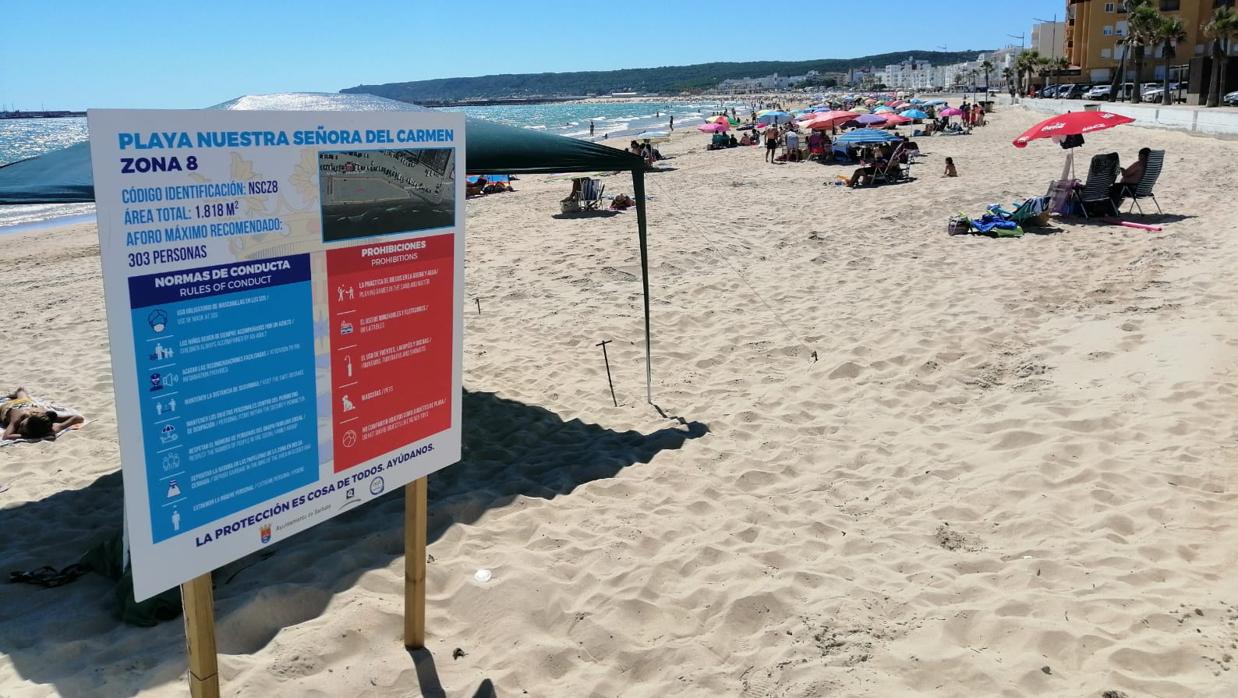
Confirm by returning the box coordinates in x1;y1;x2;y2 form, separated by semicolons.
1204;7;1238;108
981;60;994;93
1035;56;1053;96
1053;56;1070;79
1108;34;1130;101
1155;15;1187;105
1127;2;1161;103
1043;56;1069;95
1017;50;1042;96
1107;0;1147;101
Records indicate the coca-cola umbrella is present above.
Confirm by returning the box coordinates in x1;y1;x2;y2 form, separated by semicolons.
1015;110;1137;188
1013;110;1135;148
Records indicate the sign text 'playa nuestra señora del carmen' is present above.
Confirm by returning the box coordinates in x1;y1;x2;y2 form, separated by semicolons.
88;109;465;600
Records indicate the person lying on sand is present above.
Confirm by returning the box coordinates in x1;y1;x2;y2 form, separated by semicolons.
1;388;85;440
466;176;487;198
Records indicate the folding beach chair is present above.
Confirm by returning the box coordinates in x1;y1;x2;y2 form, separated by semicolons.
990;195;1051;226
579;178;604;210
1073;152;1119;219
870;144;910;186
1118;149;1164;215
560;177;604;213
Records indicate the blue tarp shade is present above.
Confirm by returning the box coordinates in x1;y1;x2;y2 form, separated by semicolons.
834;130;901;144
0;92;656;401
0;92;645;202
0;141;93;203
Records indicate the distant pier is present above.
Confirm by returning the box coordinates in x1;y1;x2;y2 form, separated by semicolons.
0;110;86;119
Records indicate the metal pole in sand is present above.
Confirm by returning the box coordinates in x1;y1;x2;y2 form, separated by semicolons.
597;340;618;407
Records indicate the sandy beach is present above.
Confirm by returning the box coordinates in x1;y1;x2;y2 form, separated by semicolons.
2;104;1237;697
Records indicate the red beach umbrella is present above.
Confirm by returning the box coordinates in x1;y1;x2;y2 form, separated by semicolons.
882;114;913;125
1013;111;1135;148
698;122;729;133
803;110;857;129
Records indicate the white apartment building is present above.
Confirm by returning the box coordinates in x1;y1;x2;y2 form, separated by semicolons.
876;58;935;90
1032;21;1068;59
718;71;819;91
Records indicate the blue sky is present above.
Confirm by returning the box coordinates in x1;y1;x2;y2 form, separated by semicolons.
3;0;1063;109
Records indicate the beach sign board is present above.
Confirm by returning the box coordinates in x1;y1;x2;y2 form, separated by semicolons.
88;110;465;601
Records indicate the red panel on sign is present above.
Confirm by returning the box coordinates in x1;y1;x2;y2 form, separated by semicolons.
326;234;454;472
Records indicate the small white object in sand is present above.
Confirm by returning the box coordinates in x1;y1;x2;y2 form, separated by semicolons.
474;569;493;583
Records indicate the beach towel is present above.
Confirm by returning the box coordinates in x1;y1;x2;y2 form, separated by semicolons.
968;214;1024;237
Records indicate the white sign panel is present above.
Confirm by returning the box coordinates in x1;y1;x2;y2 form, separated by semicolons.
88;110;464;600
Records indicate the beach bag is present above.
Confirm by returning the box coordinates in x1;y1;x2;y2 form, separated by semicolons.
947;214;971;236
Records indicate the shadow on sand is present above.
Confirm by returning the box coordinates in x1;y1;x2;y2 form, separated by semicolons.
550;209;620;220
0;389;707;697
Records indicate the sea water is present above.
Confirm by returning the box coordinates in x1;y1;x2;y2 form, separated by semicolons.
0;100;742;229
441;100;739;140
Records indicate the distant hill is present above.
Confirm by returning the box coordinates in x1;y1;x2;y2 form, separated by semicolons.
341;51;990;103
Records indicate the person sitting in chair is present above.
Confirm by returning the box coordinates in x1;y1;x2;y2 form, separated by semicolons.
1109;147;1150;207
847;146;887;188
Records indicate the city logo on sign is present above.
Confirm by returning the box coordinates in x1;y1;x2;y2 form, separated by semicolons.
370;476;386;496
260;524;272;544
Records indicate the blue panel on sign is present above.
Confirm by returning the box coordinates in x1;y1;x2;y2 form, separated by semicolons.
129;254;319;543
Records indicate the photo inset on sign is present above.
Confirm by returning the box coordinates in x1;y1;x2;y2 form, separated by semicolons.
319;148;456;241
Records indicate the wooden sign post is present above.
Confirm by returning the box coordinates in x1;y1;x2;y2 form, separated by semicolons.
404;476;428;649
180;573;220;698
176;477;430;696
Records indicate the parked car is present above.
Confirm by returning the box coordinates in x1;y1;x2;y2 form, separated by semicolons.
1225;90;1238;106
1142;82;1181;102
1084;84;1113;100
1059;84;1091;99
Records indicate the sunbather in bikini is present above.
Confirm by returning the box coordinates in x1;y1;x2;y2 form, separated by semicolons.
1;388;84;440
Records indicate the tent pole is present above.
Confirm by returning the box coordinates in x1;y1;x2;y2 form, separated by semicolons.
632;169;652;404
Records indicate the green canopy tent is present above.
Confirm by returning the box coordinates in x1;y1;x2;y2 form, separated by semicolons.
0;93;656;401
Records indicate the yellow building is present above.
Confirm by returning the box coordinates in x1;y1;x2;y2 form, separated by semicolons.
1066;0;1236;83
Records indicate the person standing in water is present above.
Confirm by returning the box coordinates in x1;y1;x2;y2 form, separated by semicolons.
669;114;674;131
589;120;595;137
